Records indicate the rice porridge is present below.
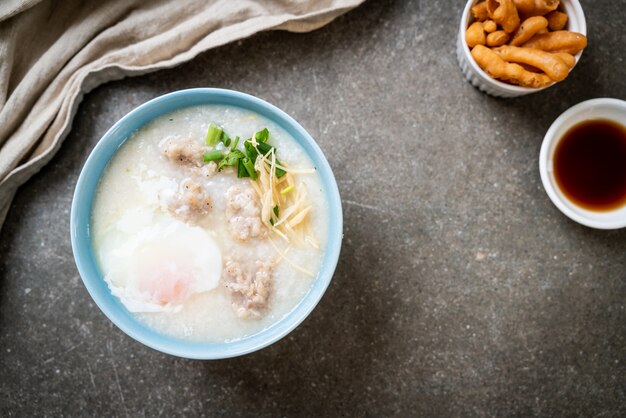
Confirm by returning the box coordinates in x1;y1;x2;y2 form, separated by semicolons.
92;105;329;342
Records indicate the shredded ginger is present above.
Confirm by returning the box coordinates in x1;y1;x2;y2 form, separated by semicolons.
249;141;319;276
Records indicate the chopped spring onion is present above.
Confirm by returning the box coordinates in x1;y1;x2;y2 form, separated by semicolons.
256;142;274;154
203;150;223;162
237;160;249;178
220;131;231;146
231;136;240;149
253;141;286;178
280;184;295;195
244;140;258;164
218;149;245;171
255;128;269;143
265;153;287;178
241;158;258;180
274;163;287;178
206;123;222;146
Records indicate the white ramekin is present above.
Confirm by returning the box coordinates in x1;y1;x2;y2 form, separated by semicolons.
539;98;626;229
457;0;587;98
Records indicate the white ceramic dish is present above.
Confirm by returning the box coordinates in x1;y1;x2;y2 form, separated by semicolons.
539;98;626;229
457;0;587;98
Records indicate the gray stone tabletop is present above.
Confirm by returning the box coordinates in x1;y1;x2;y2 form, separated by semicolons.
1;0;625;416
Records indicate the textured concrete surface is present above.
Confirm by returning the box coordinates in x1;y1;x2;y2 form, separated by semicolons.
1;0;625;416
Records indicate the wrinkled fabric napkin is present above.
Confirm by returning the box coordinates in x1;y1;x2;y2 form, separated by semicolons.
0;0;363;229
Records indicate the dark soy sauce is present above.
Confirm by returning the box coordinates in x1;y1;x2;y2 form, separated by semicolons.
554;119;626;212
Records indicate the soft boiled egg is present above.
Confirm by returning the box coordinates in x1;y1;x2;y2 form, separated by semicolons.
97;207;221;313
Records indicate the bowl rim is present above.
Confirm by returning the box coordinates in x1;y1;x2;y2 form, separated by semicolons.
459;0;587;94
539;98;626;229
70;88;343;359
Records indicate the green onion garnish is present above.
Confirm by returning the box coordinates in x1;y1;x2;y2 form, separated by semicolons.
220;131;231;146
203;150;223;162
244;140;258;164
241;157;258;180
256;142;274;155
248;134;286;177
218;149;245;171
274;160;287;178
237;160;249;178
206;123;222;146
255;128;269;143
204;127;286;179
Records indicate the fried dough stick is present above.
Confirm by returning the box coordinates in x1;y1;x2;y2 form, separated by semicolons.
492;45;569;81
471;44;553;88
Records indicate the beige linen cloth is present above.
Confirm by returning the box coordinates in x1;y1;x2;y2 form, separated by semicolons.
0;0;363;229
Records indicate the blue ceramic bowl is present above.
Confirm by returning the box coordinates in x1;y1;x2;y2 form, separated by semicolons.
71;88;343;359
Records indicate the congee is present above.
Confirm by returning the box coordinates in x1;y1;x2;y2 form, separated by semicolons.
92;105;329;342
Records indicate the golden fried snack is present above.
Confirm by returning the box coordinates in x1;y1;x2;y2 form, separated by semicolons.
466;22;486;48
553;52;575;68
487;30;510;46
483;20;498;33
518;63;543;73
471;2;490;21
515;0;560;16
513;0;535;15
531;0;560;16
510;16;549;46
546;10;568;31
486;0;520;33
521;31;587;54
492;45;569;81
471;44;553;88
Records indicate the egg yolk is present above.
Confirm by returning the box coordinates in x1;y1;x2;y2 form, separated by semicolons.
138;263;194;305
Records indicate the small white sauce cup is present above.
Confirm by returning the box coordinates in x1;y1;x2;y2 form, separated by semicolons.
457;0;587;98
539;98;626;229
